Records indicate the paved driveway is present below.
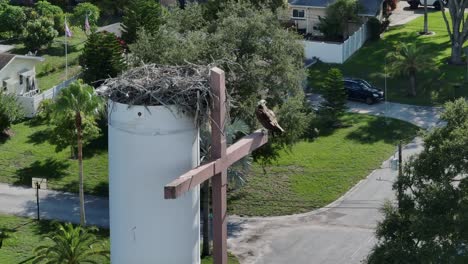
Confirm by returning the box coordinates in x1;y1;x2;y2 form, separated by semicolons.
390;2;435;27
308;93;443;129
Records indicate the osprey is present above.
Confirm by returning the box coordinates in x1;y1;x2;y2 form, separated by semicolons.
255;99;285;135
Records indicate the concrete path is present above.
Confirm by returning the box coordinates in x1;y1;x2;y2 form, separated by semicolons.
308;93;443;129
389;2;435;27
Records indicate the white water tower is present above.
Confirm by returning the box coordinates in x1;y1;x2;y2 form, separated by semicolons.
108;101;200;264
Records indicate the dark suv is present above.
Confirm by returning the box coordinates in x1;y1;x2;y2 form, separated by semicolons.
343;78;384;105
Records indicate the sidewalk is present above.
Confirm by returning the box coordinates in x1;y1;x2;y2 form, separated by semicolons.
0;183;109;227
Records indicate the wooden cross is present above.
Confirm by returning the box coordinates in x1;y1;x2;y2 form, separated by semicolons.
164;67;268;264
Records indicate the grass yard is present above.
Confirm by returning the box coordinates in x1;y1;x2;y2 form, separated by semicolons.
0;119;109;196
0;214;110;264
10;27;87;91
228;113;420;216
0;214;239;264
309;12;468;106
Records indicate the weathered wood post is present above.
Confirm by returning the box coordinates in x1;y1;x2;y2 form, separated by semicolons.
108;102;200;264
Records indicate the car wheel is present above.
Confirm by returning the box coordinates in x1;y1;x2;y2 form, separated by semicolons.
409;3;419;9
433;1;441;10
366;97;374;105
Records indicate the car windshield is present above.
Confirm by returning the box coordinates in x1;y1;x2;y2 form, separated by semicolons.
356;80;376;91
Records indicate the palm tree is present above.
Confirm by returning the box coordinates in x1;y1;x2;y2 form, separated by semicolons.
33;222;109;264
386;43;436;96
199;119;251;257
55;80;103;226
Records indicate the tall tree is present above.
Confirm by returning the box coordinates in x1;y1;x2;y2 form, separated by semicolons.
79;32;125;86
0;4;26;37
386;43;436;96
55;80;103;226
319;68;347;124
35;0;65;34
318;0;361;41
367;98;468;263
24;17;58;51
121;0;165;44
131;2;313;257
33;222;109;263
71;2;100;31
440;0;468;64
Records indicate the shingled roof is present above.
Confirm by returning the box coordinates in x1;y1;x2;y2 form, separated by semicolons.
0;54;15;72
289;0;384;16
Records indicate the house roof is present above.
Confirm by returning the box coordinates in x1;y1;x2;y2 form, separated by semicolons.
0;45;14;54
97;23;123;38
289;0;384;16
0;54;15;72
0;54;44;73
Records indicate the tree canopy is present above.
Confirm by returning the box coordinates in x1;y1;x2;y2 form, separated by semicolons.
0;4;26;37
24;17;58;51
368;98;468;263
318;0;361;41
130;2;311;163
121;0;165;44
35;0;65;34
71;2;100;31
79;32;126;86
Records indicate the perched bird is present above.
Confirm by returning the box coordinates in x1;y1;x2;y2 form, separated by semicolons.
255;99;285;135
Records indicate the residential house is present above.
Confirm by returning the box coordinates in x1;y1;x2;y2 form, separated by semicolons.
289;0;385;36
0;53;44;97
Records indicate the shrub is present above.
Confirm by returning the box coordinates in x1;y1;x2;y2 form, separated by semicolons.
0;92;24;133
368;17;381;41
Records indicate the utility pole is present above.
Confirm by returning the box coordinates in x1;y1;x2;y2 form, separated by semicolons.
36;181;40;221
397;142;403;209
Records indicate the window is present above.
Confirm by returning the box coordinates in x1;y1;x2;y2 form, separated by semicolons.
2;81;6;92
292;9;305;18
19;75;23;85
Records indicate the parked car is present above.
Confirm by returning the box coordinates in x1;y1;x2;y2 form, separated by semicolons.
343;78;384;105
407;0;448;10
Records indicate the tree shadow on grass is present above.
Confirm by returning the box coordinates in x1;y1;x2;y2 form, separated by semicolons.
0;133;9;144
14;158;70;187
84;121;108;158
345;117;418;144
91;181;109;196
27;129;51;145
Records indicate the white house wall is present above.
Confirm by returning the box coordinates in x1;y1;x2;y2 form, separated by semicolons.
290;7;326;35
0;57;38;95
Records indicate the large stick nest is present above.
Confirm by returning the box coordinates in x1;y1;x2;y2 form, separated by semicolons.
98;64;213;125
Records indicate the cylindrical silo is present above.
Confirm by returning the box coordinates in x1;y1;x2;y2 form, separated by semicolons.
108;101;200;264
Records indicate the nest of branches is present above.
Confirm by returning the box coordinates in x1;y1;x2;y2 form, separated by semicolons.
98;64;213;125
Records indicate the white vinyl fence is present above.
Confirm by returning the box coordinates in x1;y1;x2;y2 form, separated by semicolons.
303;22;369;64
17;75;79;117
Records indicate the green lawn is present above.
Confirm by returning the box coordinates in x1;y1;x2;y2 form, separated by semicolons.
0;214;110;264
0;214;239;264
11;26;86;91
0;119;109;196
309;12;468;106
228;113;420;216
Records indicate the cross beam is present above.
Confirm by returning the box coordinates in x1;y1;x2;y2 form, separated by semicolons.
164;130;268;199
164;67;268;264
